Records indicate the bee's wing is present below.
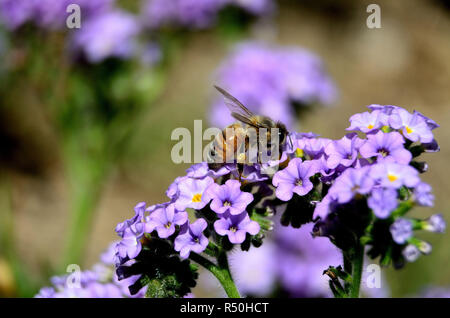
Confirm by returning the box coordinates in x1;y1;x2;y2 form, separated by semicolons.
214;85;258;123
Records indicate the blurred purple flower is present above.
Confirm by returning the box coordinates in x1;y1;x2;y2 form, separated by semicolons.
207;179;253;215
403;244;420;262
425;214;446;233
0;0;34;30
209;43;336;129
233;0;274;15
174;218;209;259
272;158;319;201
390;218;413;244
414;182;434;207
214;211;260;244
142;0;273;30
36;242;146;298
418;287;450;298
0;0;114;30
359;131;412;164
368;187;398;219
72;10;140;63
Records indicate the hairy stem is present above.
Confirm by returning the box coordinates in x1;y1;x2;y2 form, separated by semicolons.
190;251;240;298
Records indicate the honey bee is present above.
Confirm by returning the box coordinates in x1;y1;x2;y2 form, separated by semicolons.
208;85;290;170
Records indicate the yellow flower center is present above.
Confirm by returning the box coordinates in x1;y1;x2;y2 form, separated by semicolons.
230;226;237;233
192;193;202;203
405;126;413;134
387;174;398;182
295;148;304;157
223;201;231;207
367;124;374;129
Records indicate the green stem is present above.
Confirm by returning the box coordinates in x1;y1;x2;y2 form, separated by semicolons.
190;251;240;298
61;136;108;268
350;243;365;298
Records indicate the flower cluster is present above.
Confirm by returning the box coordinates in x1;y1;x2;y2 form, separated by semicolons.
0;0;113;30
114;104;444;297
0;0;274;64
209;42;337;128
142;0;275;30
306;105;444;266
35;242;146;298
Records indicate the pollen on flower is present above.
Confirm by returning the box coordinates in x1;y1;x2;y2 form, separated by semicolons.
223;201;231;207
405;126;413;134
388;174;398;182
367;124;374;129
164;222;172;229
192;193;202;202
295;148;304;157
230;226;237;233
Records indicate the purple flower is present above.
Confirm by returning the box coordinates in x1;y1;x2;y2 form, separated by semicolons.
0;0;34;30
368;104;400;115
389;108;434;144
414;182;434;207
72;10;140;63
186;162;235;179
370;162;420;189
209;43;336;129
145;204;188;238
174;176;214;210
414;110;439;130
328;166;375;204
390;218;413;244
165;176;185;200
142;0;226;29
174;218;209;259
36;242;146;298
272;158;319;201
346;110;388;133
229;241;278;296
325;133;363;169
403;244;420;262
312;193;337;220
241;164;269;182
214;212;260;244
207;179;253;215
232;0;275;15
368;187;398;218
418;287;450;298
115;229;143;260
424;214;446;233
295;137;331;160
359;131;412;164
115;202;146;237
114;202;147;262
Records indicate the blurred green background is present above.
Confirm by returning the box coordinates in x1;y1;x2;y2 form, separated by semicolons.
0;0;449;297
